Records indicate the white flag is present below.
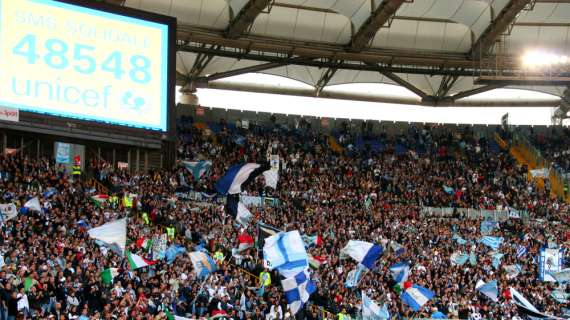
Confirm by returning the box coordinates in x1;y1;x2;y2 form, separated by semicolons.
263;169;279;189
24;197;41;212
236;202;253;227
0;203;17;220
88;218;127;256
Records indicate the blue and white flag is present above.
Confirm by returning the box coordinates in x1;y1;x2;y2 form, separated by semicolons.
263;231;308;277
480;221;496;235
552;268;570;283
504;264;522;279
450;252;469;266
400;284;435;312
341;240;383;270
281;270;316;315
189;251;217;279
389;262;410;286
43;188;57;199
362;292;390;320
181;160;212;180
345;264;366;288
551;290;570;303
510;287;563;319
479;236;503;251
390;240;406;256
475;279;499;302
165;244;187;264
215;163;264;195
469;250;477;266
452;234;467;245
516;245;527;258
492;252;504;269
236;202;253;228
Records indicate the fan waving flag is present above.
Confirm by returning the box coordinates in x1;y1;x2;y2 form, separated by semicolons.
237;233;254;252
215;163;269;195
126;251;156;270
400;284;435;312
516;245;527;258
181;160;212;180
24;197;41;212
475;280;499;302
100;268;119;285
88;218;127;256
510;287;564;319
479;236;503;251
236;202;253;228
263;231;308;277
281;270;316;315
341;240;383;270
263;169;279;189
389;262;410;286
90;194;109;208
189;251;218;279
362;292;390;320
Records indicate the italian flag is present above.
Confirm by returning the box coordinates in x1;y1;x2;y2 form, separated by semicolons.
100;267;119;285
126;251;156;270
136;237;153;251
210;310;229;319
91;194;109;207
309;254;327;269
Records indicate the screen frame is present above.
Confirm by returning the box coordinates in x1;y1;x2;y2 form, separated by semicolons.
1;0;177;133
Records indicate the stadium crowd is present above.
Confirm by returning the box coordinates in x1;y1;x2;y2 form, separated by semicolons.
0;119;569;319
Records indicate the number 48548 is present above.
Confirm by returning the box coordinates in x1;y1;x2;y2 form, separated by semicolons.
12;34;151;84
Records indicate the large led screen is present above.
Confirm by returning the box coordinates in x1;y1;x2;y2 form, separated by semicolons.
0;0;173;131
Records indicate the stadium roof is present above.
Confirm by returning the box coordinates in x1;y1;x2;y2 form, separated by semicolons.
116;0;570;108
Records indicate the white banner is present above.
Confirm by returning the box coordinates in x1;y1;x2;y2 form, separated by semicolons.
0;203;17;220
539;248;562;282
0;106;18;122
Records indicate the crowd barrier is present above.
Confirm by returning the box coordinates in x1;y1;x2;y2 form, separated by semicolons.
421;206;529;222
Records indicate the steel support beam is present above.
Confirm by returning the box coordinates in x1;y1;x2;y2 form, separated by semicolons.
203;61;286;81
379;71;429;99
226;0;273;38
315;66;339;96
349;0;407;52
449;84;504;101
469;0;531;60
103;0;125;5
436;74;460;98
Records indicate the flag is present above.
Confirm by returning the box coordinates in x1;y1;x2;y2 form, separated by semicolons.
87;218;127;256
504;264;522;280
308;254;326;269
263;231;308;277
76;220;90;230
516;245;527;258
480;220;496;235
345;264;366;288
136;238;153;252
215;163;267;195
126;251;156;270
469;250;477;266
210;310;229;319
100;268;119;285
236;202;253;228
492;252;504;269
43;188;57;198
237;233;254;252
389;262;410;286
452;234;467;245
450;252;469;266
443;186;453;194
0;203;17;221
390;240;405;256
551;290;570;303
24;197;41;212
181;160;212;180
257;222;282;249
90;194;109;208
341;240;383;270
24;277;33;292
510;287;563;319
189;251;217;279
400;284;435;312
165;244;187;264
479;236;503;251
281;270;316;315
263;169;279;189
475;279;498;302
302;234;323;248
552;268;570;283
362;292;390;320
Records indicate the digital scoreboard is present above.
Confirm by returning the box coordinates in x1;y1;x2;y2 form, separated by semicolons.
0;0;175;131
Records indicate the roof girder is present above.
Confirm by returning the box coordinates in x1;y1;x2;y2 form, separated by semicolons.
226;0;273;38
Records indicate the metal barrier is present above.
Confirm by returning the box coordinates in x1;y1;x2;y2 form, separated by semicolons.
421;206;529;222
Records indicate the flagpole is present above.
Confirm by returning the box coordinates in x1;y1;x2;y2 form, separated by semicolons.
192;274;210;316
